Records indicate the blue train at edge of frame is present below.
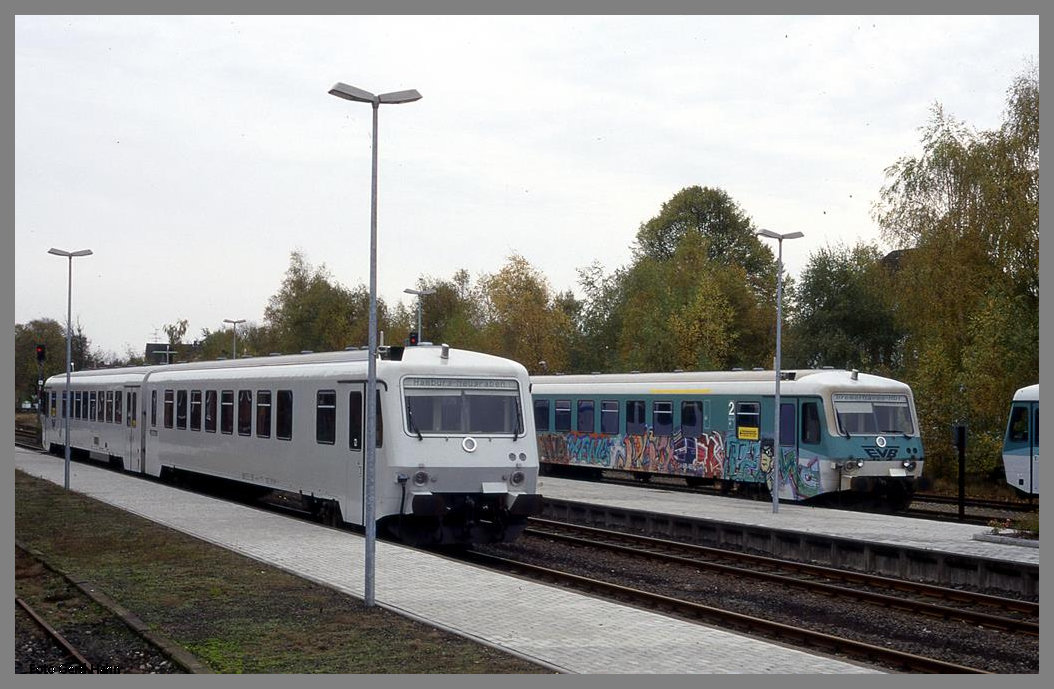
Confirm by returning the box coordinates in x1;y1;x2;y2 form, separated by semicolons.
531;367;926;511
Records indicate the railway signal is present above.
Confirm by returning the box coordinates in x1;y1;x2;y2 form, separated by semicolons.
36;344;46;362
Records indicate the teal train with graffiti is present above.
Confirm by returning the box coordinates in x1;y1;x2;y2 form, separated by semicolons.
532;368;925;511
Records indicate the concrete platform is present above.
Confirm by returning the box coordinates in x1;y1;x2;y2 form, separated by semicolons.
13;447;879;674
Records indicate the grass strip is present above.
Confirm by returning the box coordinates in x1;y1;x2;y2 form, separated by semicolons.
15;469;550;674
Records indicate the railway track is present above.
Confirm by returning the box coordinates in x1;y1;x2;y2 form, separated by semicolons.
524;518;1038;635
460;549;988;674
16;596;96;673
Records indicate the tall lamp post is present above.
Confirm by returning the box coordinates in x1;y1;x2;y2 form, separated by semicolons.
403;287;436;341
48;247;93;490
223;318;246;359
756;229;803;514
329;81;421;608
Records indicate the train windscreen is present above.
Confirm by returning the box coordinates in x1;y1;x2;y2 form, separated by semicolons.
832;393;915;436
403;377;524;436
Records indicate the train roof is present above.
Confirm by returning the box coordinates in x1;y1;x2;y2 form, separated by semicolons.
1013;384;1038;402
531;368;912;397
44;345;528;387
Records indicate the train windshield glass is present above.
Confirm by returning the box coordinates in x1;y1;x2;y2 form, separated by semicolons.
402;377;524;436
833;393;915;436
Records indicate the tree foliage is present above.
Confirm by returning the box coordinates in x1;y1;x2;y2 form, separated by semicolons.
872;66;1038;479
477;254;573;374
786;242;903;373
263;251;385;354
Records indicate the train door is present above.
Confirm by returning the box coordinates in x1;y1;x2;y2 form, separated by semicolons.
774;399;798;500
345;384;366;524
125;386;140;471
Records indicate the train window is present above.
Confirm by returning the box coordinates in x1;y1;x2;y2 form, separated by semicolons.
801;401;821;445
276;390;293;441
50;391;57;418
601;400;619;434
238;390;252;436
533;399;550;432
653;401;673;435
190;390;202;431
577;400;595;433
1007;406;1029;443
151;390;157;427
681;401;703;437
90;392;97;422
1034;408;1038;444
115;392;123;424
103;391;111;423
204;391;217;433
220;390;234;434
554;400;572;432
316;390;336;444
176;390;187;429
61;391;67;419
74;392;81;420
256;390;272;438
735;401;760;440
164;390;174;428
626;400;646;435
99;390;106;420
129;391;137;427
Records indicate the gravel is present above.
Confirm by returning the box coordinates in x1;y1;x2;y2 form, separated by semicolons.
476;532;1038;674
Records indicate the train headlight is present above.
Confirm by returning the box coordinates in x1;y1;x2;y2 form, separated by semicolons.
518;452;527;462
412;470;429;486
510;470;526;487
902;460;917;471
508;452;517;462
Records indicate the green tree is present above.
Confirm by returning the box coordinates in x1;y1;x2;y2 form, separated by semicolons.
787;242;903;373
478;254;573;374
582;186;778;373
873;67;1038;480
264;251;387;354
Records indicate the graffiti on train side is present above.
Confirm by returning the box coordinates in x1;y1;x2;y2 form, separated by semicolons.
539;428;821;499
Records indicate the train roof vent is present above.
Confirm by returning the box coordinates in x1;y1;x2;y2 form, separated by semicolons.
752;367;764;371
591;371;602;375
300;350;313;354
781;371;796;381
269;352;282;357
822;365;834;369
732;367;743;371
344;345;356;351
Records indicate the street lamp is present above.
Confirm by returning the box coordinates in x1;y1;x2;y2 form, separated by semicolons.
756;229;803;514
329;80;421;608
223;318;246;359
48;247;93;490
403;288;436;342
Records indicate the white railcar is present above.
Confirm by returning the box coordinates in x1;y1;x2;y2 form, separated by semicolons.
42;345;542;545
1002;384;1038;497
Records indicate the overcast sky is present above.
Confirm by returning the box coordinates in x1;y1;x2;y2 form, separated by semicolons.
15;15;1037;358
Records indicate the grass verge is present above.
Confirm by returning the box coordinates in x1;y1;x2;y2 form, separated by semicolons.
15;469;551;674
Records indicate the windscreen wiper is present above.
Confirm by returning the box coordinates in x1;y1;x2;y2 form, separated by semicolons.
407;406;423;441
